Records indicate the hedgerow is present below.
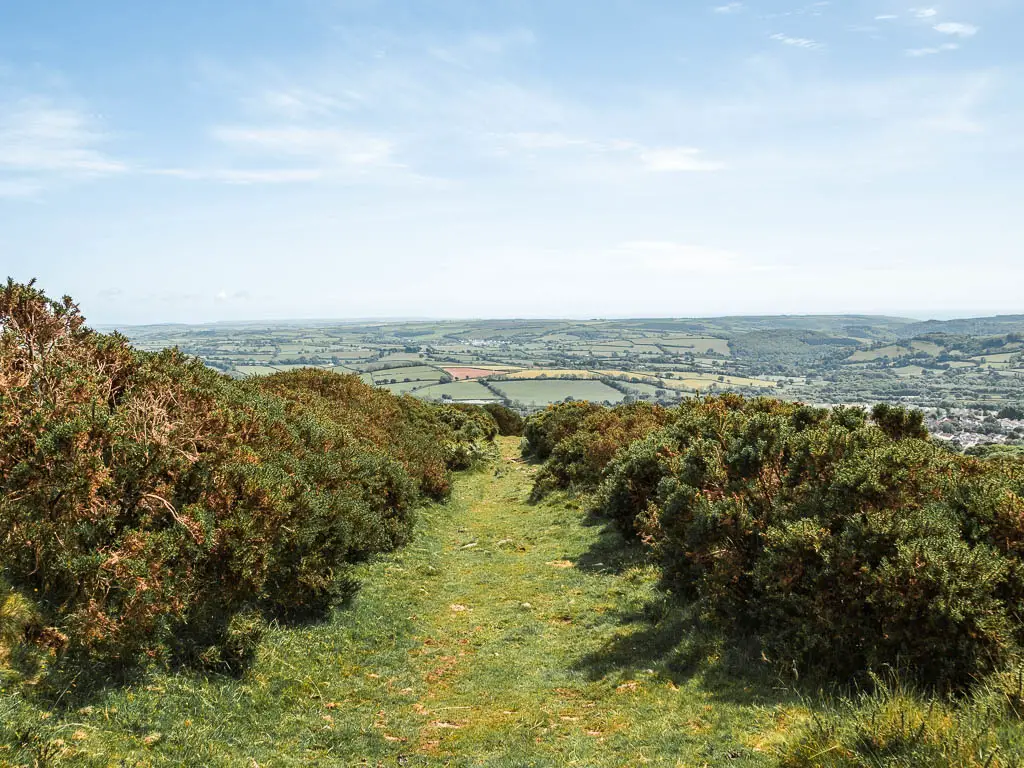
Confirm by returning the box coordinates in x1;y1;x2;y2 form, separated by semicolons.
526;393;1024;688
0;280;493;675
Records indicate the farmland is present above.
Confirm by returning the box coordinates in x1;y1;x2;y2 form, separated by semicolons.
111;314;1024;412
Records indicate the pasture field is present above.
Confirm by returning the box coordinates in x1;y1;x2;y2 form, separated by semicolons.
417;380;502;401
490;379;625;407
380;380;432;394
370;365;445;383
235;365;286;377
658;336;732;355
615;380;684;399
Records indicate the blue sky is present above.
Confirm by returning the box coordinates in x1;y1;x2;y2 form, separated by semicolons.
1;0;1021;324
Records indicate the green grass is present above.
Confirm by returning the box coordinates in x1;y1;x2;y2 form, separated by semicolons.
1;439;787;767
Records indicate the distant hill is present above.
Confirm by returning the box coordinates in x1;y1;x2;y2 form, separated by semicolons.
899;315;1024;338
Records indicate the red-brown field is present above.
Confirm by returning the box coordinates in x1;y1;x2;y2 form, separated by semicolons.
443;367;500;380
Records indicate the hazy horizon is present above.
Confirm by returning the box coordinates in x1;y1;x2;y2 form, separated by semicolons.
92;308;1024;331
3;0;1023;324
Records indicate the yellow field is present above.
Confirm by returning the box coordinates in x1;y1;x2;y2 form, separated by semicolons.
503;369;599;380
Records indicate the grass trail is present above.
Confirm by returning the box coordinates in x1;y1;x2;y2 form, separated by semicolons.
11;438;787;766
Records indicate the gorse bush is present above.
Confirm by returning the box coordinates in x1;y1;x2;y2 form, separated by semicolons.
0;280;493;674
482;403;525;437
526;394;1024;688
523;400;673;500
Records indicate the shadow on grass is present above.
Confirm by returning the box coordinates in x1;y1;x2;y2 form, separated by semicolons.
7;576;365;716
571;597;791;707
572;511;648;575
571;513;798;709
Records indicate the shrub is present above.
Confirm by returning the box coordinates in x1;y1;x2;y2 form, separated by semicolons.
521;401;605;461
483;403;525;436
581;395;1024;688
0;280;493;674
529;401;675;499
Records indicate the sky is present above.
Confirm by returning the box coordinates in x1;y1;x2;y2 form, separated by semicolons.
1;0;1022;324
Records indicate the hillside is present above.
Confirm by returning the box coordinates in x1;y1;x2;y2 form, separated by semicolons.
5;284;1024;767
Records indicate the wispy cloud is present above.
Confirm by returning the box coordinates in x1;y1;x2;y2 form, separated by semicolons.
713;2;744;14
770;33;826;50
912;8;938;19
212;126;397;167
638;147;724;172
934;22;979;37
906;43;960;56
0;97;126;196
151;167;326;184
246;88;358;120
499;132;723;172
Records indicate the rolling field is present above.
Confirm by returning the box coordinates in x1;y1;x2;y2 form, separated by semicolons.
490;379;625;406
370;365;445;383
417;380;502;401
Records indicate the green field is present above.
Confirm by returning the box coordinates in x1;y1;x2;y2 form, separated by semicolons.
370;365;445;384
490;379;625;406
417;380;502;401
380;380;433;395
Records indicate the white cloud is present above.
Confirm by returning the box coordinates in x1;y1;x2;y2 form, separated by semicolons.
250;88;356;120
499;132;723;173
906;43;960;56
934;22;979;37
713;3;744;14
875;14;899;20
0;98;126;195
152;167;326;184
912;7;938;18
770;33;826;50
639;147;725;172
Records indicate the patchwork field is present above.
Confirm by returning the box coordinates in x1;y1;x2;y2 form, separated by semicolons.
113;314;1024;410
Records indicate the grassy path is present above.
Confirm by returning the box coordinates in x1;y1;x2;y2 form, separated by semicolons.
24;438;785;766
